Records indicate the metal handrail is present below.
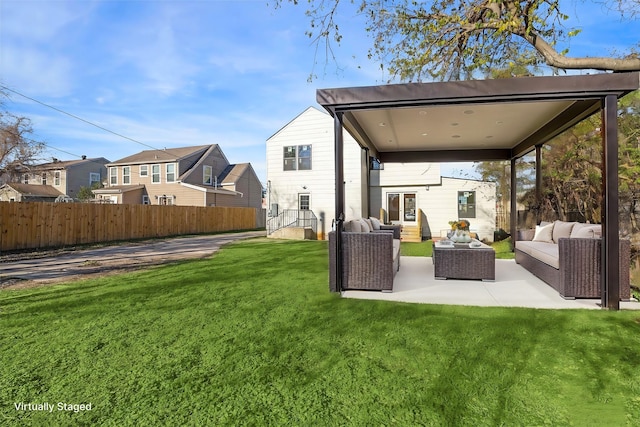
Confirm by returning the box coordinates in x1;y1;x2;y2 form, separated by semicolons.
267;209;317;235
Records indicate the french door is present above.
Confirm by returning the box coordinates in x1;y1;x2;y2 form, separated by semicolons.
387;193;417;224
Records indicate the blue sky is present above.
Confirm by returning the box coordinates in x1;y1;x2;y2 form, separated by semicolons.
1;0;637;184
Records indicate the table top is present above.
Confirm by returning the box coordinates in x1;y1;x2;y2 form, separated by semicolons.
434;239;493;250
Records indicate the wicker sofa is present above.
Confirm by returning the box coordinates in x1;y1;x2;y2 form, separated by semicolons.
515;221;630;299
329;218;401;292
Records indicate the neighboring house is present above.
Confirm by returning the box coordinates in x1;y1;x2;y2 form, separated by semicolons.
266;107;497;241
93;144;262;209
0;183;64;202
5;157;110;201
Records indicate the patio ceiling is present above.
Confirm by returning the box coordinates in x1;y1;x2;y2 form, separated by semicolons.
317;72;640;162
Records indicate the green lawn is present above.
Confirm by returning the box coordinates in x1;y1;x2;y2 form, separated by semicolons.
2;238;639;426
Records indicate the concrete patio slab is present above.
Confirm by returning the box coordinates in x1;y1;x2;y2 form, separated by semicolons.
342;257;640;310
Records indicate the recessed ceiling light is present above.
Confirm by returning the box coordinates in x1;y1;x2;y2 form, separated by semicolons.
464;110;474;114
379;122;386;127
419;110;428;116
421;132;428;136
451;122;459;126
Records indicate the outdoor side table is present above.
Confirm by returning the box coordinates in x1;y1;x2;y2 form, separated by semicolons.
432;240;496;281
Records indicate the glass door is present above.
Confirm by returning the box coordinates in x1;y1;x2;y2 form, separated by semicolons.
387;193;400;223
387;192;417;224
403;193;416;223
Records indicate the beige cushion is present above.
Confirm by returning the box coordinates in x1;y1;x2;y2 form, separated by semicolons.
358;218;371;232
533;223;554;243
516;241;559;269
571;224;601;239
552;220;577;243
345;220;360;232
369;217;382;230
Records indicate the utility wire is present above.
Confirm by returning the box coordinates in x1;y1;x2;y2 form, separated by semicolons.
1;84;162;152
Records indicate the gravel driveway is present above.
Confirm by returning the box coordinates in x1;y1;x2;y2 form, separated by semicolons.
0;231;265;289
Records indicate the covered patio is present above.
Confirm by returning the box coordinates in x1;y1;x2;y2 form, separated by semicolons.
343;256;640;309
318;72;640;310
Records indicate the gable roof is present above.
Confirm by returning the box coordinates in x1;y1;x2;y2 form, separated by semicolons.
266;106;328;141
1;183;63;197
218;163;250;185
108;145;215;166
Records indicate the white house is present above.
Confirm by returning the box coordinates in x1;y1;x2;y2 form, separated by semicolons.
266;107;496;241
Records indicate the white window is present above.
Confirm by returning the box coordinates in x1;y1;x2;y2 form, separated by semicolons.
42;173;47;185
299;194;310;210
152;164;161;183
142;195;150;205
22;174;28;184
54;171;61;186
166;163;176;183
140;165;148;177
109;167;117;185
123;167;131;185
283;145;312;171
203;165;213;185
89;173;100;186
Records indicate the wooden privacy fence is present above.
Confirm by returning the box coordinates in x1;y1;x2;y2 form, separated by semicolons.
0;202;259;252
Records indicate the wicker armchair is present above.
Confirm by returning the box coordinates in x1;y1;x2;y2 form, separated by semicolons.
328;231;400;292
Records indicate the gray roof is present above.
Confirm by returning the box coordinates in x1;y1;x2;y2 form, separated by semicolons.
218;163;250;185
108;145;215;166
2;183;63;197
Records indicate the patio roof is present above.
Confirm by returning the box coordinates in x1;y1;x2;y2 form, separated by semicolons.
318;72;640;310
317;72;640;162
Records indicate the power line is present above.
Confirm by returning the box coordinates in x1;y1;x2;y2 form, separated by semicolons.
1;84;162;152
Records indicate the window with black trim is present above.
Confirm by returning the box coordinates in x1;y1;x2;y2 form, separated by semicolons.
283;145;312;170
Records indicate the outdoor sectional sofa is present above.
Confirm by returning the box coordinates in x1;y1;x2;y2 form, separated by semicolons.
329;218;401;292
515;220;630;299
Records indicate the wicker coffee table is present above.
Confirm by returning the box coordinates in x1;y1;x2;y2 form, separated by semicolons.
432;240;495;281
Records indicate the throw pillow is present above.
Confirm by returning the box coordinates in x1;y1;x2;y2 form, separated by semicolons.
363;218;374;232
571;224;601;239
369;217;382;230
533;223;554;242
552;220;577;243
358;218;371;233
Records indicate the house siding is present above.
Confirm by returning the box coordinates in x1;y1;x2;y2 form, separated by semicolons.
103;145;261;208
267;107;497;241
370;177;496;241
267;107;365;238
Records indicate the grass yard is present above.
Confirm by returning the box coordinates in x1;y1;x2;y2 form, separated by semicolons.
2;238;639;426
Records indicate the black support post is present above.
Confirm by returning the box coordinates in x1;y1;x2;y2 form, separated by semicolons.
510;157;517;250
602;95;620;310
334;112;345;292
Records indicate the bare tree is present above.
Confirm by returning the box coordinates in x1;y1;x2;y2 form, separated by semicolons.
0;90;44;183
273;0;640;81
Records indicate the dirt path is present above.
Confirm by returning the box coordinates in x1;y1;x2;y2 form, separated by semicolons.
0;231;265;290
